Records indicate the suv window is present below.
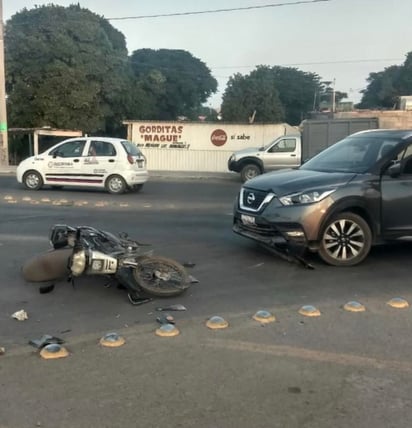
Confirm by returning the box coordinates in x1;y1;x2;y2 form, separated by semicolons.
89;141;116;156
50;140;85;158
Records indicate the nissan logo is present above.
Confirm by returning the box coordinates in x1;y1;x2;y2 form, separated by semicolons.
247;192;256;205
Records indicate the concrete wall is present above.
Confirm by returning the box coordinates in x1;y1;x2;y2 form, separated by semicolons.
335;110;412;129
124;121;298;173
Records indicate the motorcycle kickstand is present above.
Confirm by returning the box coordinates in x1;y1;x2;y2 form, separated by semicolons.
127;292;153;306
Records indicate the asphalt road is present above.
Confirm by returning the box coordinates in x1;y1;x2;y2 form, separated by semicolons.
1;175;412;428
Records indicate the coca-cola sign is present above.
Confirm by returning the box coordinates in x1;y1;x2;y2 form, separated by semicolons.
210;129;227;147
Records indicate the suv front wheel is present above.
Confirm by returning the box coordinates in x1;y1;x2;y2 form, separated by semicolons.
318;212;372;266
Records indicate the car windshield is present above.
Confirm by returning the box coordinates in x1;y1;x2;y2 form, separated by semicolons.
300;134;403;173
121;140;143;156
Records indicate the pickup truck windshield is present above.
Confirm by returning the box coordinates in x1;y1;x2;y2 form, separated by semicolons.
300;135;402;173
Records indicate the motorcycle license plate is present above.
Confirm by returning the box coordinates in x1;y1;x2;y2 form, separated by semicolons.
241;214;255;225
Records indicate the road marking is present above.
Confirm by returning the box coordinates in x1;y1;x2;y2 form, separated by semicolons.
207;338;412;373
0;234;46;242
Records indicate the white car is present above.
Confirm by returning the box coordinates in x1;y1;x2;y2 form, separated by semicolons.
16;137;149;194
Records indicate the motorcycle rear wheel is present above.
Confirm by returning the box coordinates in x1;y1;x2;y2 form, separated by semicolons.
133;256;190;297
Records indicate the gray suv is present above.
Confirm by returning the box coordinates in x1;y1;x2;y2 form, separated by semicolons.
233;130;412;266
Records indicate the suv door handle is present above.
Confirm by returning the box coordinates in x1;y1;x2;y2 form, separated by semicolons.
108;159;115;163
73;159;80;163
290;154;296;157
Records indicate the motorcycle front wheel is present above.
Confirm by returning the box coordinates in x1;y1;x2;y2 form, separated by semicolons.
133;256;190;297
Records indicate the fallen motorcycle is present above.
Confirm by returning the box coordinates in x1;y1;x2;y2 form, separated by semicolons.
22;224;191;304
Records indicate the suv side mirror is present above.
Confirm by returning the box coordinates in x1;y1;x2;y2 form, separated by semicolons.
387;162;401;178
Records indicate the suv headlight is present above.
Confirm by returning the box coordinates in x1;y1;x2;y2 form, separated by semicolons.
279;189;336;206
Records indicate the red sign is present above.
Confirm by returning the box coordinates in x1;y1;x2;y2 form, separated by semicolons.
210;129;227;147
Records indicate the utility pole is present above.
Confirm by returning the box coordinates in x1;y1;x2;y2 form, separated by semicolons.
332;78;336;115
0;0;8;166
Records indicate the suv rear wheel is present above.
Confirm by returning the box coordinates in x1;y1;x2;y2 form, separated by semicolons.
318;212;372;266
240;163;261;182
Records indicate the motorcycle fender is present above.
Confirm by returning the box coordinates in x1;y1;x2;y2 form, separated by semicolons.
22;248;72;282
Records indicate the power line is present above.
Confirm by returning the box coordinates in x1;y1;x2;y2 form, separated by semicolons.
106;0;330;21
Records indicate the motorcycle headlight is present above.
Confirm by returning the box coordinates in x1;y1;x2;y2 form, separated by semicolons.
279;189;336;206
70;250;87;276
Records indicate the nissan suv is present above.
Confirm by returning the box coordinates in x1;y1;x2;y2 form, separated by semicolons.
233;129;412;266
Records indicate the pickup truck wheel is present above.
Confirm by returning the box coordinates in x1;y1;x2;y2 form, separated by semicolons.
318;212;372;267
240;164;261;182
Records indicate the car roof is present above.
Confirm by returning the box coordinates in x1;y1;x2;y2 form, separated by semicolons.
62;137;128;144
354;129;412;140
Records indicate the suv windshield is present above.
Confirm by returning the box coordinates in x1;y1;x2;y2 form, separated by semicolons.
121;140;143;157
300;134;403;173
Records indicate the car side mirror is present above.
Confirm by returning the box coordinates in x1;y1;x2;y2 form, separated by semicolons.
387;162;401;178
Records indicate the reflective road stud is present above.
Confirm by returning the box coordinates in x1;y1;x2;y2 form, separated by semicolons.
252;310;276;324
100;332;126;347
206;316;229;329
40;344;69;360
155;324;180;337
299;305;321;317
387;297;409;309
343;301;366;312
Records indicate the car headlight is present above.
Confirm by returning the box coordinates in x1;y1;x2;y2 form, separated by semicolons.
70;250;87;276
279;189;336;206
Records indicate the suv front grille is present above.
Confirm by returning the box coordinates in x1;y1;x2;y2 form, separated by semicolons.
239;188;275;212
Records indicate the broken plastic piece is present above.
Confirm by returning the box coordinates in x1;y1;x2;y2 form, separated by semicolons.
188;275;199;284
12;309;28;321
29;335;65;349
156;304;187;312
183;262;196;268
39;284;55;294
156;314;175;325
128;294;152;306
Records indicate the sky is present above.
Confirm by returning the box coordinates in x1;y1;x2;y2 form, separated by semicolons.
4;0;412;109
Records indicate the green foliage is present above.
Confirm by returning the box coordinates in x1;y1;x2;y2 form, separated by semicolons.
221;66;323;125
357;66;402;109
358;52;412;109
271;67;321;124
5;4;130;134
128;49;218;120
221;67;284;123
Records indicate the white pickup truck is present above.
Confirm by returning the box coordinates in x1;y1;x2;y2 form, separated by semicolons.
228;118;379;181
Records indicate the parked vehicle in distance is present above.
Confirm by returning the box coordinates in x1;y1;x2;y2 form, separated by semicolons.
16;137;148;194
228;118;379;182
233;129;412;266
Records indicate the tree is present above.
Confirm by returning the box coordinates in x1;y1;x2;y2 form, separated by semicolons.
270;67;323;123
357;51;412;109
5;4;131;134
357;66;402;109
221;67;285;123
128;49;218;120
220;66;323;125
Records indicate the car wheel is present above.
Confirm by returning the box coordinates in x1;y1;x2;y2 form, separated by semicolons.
23;170;43;190
318;212;372;266
240;164;261;182
105;175;126;194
